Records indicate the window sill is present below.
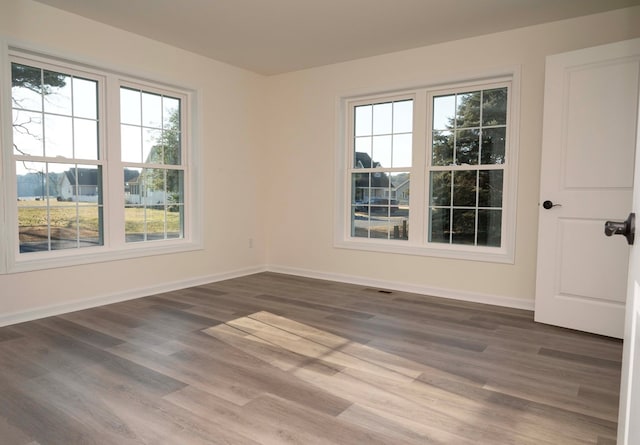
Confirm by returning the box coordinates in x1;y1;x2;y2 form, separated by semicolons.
6;240;204;274
334;238;514;264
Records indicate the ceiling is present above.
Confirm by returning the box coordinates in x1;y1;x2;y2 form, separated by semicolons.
34;0;640;75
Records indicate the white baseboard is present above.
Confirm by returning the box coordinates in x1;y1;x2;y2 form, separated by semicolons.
266;264;535;311
0;265;267;327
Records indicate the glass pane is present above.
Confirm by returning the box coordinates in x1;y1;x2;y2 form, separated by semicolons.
354;104;372;137
372;135;391;168
146;205;167;241
16;161;46;199
393;100;413;133
354;137;372;168
482;88;507;126
167;204;183;239
49;163;75;202
141;168;165;206
352;172;370;205
429;171;451;206
390;172;409;207
121;124;142;162
481;127;506;164
124;167;142;205
42;71;72;116
429;207;450;243
477;209;502;247
120;88;141;125
125;206;145;243
143;128;163;164
44;114;73;158
372;102;392;135
18;205;48;253
452;209;476;245
77;205;103;247
351;205;370;238
456;91;480;128
11;63;43;111
369;216;390;239
163;96;180;129
478;170;504;208
12;110;43;156
453;170;477;207
392;133;412;168
432;130;453;166
456;129;480;165
163;128;181;165
73;77;98;120
142;92;162;128
433;95;455;131
49;205;78;250
73;118;98;160
166;169;184;205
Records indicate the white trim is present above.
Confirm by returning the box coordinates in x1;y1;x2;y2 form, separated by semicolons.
267;264;534;310
0;265;267;327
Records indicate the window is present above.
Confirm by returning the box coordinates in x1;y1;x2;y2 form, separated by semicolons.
340;77;517;263
4;50;197;272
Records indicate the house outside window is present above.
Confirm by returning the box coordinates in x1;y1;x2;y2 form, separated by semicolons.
4;49;198;273
339;76;518;263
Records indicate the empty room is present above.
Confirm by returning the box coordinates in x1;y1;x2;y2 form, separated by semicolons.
1;0;640;443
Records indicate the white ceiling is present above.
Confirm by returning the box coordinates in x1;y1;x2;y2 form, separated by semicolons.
34;0;640;75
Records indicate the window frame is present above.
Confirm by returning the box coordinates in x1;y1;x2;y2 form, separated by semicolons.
336;74;519;263
1;46;202;274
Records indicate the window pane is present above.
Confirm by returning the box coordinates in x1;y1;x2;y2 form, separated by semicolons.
430;171;451;206
73;118;98;160
125;206;145;242
72;77;98;120
352;172;370;204
456;91;480;128
372;135;391;168
429;207;450;243
166;169;184;205
143;128;163;163
455;129;480;165
142;91;162;128
18;205;48;253
163;96;180;129
477;209;502;247
453;170;477;207
433;95;455;131
372;102;392;135
392;133;412;168
481;127;506;164
393;100;413;133
452;209;476;245
50;206;78;250
12;110;43;156
77;205;103;246
121;124;142;162
351;205;370;238
163;127;181;165
44;114;73;158
42;71;72;116
120;88;141;125
478;170;504;208
370;216;390;239
432;130;453;166
354;104;372;137
11;63;43;111
482;88;507;126
167;205;184;239
354;137;372;168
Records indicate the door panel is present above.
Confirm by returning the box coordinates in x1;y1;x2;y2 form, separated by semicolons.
535;38;640;338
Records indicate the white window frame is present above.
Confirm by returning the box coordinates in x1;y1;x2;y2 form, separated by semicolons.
335;73;519;263
0;45;202;274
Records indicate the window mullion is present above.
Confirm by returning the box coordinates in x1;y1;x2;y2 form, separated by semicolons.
105;75;125;249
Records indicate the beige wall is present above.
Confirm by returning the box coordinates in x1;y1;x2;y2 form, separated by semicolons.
0;0;267;321
1;2;639;322
262;6;640;306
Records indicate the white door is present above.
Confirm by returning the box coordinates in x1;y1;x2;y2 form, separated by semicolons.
535;38;640;338
617;90;640;445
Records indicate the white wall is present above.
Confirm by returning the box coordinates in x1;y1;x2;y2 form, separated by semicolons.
263;6;640;308
0;0;267;323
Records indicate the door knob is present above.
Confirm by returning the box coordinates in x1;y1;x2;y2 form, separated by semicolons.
604;213;635;245
542;200;561;209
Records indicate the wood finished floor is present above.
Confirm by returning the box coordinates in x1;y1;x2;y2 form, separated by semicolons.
0;272;623;444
